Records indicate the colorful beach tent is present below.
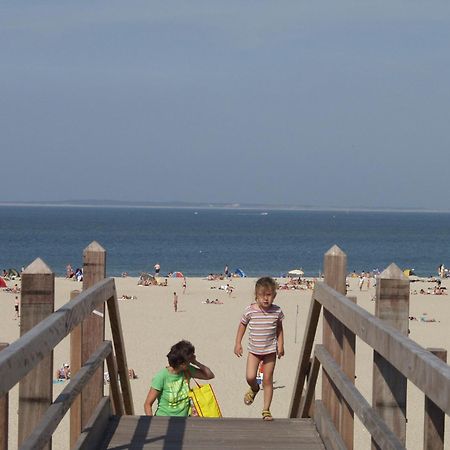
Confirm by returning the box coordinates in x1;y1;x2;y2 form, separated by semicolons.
234;268;246;277
403;269;415;277
0;277;6;288
172;271;184;278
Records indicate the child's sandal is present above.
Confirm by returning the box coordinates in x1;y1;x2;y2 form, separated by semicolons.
244;386;259;405
262;410;273;421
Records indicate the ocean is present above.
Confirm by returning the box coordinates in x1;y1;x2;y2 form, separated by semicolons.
0;206;449;278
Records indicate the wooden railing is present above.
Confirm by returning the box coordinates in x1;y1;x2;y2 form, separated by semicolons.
289;245;450;450
0;242;134;450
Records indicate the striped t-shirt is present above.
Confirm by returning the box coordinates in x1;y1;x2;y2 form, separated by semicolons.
241;303;285;355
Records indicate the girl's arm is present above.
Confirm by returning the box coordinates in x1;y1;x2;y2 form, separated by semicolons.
277;321;285;358
191;358;215;380
144;388;160;416
234;322;247;357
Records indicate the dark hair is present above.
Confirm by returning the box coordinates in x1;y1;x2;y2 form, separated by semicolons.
255;277;277;298
167;340;195;369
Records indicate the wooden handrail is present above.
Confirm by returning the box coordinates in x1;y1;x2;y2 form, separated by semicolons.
20;341;113;450
315;345;405;450
0;278;115;398
313;282;450;415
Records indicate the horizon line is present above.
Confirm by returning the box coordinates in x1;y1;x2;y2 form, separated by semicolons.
0;200;449;214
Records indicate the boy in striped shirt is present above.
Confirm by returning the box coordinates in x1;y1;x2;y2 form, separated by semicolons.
234;277;284;421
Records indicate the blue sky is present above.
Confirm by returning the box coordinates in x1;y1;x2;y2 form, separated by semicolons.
1;1;450;209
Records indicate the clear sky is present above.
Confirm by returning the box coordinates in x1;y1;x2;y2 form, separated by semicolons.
1;1;450;209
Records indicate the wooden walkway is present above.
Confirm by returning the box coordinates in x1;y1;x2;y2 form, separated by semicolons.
100;416;325;450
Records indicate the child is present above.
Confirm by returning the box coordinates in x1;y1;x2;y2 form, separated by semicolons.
173;292;178;312
144;340;214;416
234;276;284;421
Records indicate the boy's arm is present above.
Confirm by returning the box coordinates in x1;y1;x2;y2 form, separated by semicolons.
191;358;215;380
277;321;285;358
144;387;160;416
234;322;247;357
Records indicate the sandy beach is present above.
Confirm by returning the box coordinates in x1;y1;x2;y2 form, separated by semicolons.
1;274;450;449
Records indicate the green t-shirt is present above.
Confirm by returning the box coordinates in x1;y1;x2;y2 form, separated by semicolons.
151;366;195;417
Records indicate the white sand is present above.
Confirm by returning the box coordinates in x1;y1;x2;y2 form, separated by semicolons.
1;275;449;449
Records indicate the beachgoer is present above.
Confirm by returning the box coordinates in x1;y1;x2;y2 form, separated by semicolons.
224;265;229;277
66;264;74;279
154;263;161;276
55;363;70;380
182;278;187;294
144;340;214;416
234;276;285;421
173;292;178;312
358;276;364;291
14;296;19;320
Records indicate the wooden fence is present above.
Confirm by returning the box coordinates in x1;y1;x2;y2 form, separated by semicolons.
0;242;134;450
289;245;450;450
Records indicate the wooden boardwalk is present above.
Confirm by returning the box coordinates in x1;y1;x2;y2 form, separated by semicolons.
100;416;325;450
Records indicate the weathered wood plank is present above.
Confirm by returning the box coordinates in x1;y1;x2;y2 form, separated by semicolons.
289;298;322;418
107;294;134;415
312;281;450;415
424;348;446;450
102;416;325;450
0;278;115;398
20;341;112;450
81;241;106;428
322;245;347;437
340;295;356;450
372;264;409;449
0;343;8;450
300;355;320;418
18;259;54;450
314;400;347;450
70;289;82;449
106;352;124;416
73;397;112;450
315;345;405;450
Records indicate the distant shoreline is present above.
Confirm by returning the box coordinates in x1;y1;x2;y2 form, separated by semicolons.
0;201;449;214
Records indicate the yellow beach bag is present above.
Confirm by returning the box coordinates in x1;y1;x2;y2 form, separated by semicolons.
188;378;222;418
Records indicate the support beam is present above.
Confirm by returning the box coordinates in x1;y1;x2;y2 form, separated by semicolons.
0;343;8;450
322;245;347;435
372;263;409;449
424;348;446;450
18;259;54;450
81;242;106;428
70;290;82;449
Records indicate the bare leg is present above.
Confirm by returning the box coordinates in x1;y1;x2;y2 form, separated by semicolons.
262;353;276;412
246;352;261;392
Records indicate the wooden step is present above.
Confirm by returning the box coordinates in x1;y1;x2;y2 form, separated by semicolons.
100;416;325;450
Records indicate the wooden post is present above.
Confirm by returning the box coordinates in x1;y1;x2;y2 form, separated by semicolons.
69;290;81;449
0;343;8;450
372;263;409;449
424;348;446;450
340;295;356;450
81;242;106;428
18;258;54;450
322;245;347;435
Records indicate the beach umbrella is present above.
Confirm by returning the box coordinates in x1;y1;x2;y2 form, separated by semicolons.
234;268;246;278
172;271;184;278
288;269;304;276
0;277;6;288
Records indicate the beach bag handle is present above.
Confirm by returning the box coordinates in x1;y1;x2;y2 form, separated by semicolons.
184;371;222;418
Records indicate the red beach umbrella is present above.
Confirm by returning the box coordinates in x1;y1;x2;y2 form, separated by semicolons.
172;272;184;278
0;277;7;288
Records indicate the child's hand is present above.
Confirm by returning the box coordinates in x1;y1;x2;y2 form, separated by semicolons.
277;348;285;359
234;343;243;357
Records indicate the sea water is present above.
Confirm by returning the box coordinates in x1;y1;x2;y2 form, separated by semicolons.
1;206;449;278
